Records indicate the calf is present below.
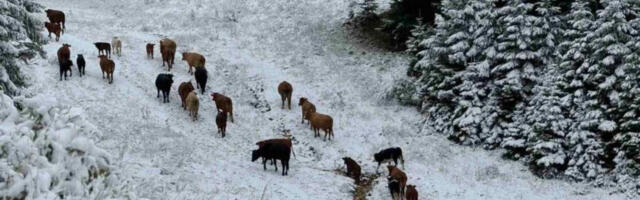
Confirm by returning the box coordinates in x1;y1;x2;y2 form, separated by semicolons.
178;81;195;109
387;177;402;200
182;52;205;74
146;43;155;59
211;92;234;123
94;42;111;58
159;38;176;71
342;157;361;184
194;67;207;94
308;112;333;141
76;54;85;77
405;185;418;200
216;111;227;137
44;22;61;41
59;59;72;81
387;165;407;199
111;37;122;57
98;55;115;84
374;147;404;172
45;9;65;32
278;81;293;110
298;97;316;125
57;44;71;64
251;143;291;176
186;91;199;121
155;74;174;103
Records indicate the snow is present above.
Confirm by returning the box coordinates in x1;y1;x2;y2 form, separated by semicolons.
8;0;626;199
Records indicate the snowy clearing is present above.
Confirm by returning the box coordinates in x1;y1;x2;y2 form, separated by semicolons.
18;0;626;199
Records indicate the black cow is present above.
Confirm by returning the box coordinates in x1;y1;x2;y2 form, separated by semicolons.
374;147;404;172
59;59;73;81
155;74;174;103
194;67;207;94
251;143;291;176
76;54;85;77
94;42;111;58
387;177;401;200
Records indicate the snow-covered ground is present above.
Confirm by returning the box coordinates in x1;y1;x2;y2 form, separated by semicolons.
21;0;626;199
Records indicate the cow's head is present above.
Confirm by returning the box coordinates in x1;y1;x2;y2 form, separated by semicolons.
251;149;261;162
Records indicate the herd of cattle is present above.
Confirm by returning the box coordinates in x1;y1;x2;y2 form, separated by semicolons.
43;8;419;200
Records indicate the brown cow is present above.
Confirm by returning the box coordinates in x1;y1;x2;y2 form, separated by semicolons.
146;43;155;59
186;91;199;121
211;92;234;123
308;112;333;141
342;157;361;184
45;22;61;41
405;185;418;200
216;111;227;137
387;165;407;199
181;52;205;74
278;81;293;110
178;81;195;110
98;55;115;84
298;97;316;125
159;38;176;71
56;44;71;64
94;42;111;58
45;9;65;33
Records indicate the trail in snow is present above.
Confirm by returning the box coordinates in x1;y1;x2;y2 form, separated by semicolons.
24;0;625;199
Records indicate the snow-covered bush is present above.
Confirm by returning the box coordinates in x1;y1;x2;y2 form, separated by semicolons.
0;93;129;199
0;0;44;96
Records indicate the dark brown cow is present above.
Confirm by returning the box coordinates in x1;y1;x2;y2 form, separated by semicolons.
56;44;71;65
216;111;227;137
98;55;115;84
342;157;361;184
146;43;155;59
45;9;65;33
211;92;234;123
94;42;111;58
405;185;418;200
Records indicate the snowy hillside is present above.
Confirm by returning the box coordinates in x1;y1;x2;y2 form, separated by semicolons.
12;0;627;199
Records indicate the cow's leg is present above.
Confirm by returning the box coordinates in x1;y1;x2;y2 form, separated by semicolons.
262;159;267;170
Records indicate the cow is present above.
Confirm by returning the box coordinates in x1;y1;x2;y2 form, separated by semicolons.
94;42;111;58
194;67;207;94
159;38;176;71
44;22;61;41
405;185;418;200
178;81;195;109
146;43;155;59
211;92;234;123
155;74;174;103
216;111;227;137
278;81;293;110
76;54;85;77
45;9;65;33
387;177;402;200
374;147;404;172
251;142;291;176
342;157;361;184
111;37;122;57
298;97;316;125
98;55;115;84
308;112;333;141
59;59;72;81
181;52;205;74
186;91;199;121
387;165;407;199
56;44;71;64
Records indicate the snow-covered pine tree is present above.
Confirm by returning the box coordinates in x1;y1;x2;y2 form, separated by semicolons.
0;0;44;96
380;0;440;49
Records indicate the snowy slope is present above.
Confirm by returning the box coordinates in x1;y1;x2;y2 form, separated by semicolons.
22;0;626;199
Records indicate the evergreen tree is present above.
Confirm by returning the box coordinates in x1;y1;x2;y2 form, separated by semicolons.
381;0;440;49
0;0;44;96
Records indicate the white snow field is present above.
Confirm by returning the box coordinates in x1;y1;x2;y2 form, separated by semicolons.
25;0;626;199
